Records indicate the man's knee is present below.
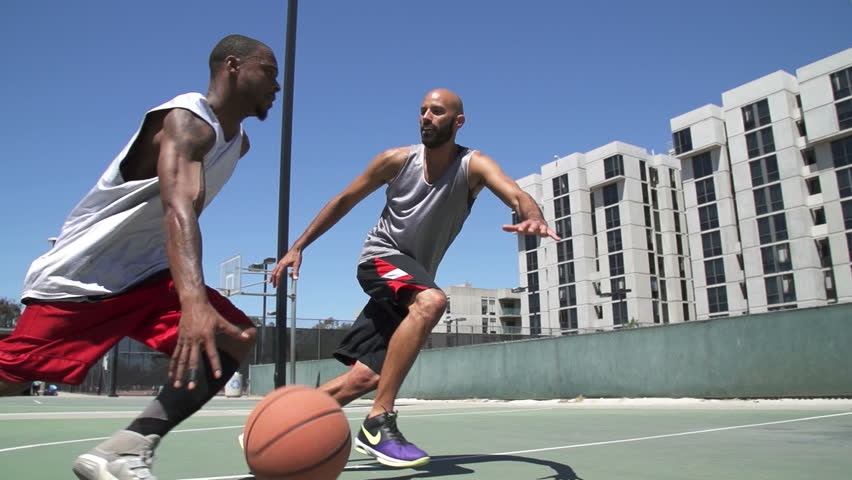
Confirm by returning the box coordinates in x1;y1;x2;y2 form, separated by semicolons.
0;380;32;397
409;289;447;325
348;363;380;394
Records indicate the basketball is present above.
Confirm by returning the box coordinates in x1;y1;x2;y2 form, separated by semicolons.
243;385;351;480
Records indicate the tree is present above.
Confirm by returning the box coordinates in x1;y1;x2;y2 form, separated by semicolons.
0;297;22;329
314;317;343;330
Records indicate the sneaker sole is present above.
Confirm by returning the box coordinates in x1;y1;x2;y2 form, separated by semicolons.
353;438;430;468
72;454;119;480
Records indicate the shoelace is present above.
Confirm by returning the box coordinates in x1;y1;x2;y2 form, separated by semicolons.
122;449;156;479
382;412;410;445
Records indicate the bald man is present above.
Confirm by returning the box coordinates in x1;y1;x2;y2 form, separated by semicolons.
271;89;559;468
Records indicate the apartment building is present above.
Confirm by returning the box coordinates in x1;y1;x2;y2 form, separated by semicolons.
670;48;852;319
437;283;524;335
515;142;692;333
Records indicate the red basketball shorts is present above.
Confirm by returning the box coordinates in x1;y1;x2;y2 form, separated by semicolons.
0;273;252;385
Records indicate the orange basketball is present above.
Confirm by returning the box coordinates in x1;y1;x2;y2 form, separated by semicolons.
243;385;351;480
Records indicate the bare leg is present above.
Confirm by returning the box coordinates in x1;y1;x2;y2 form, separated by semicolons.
320;361;380;406
369;288;445;417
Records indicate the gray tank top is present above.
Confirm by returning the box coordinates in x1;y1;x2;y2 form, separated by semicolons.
359;144;476;276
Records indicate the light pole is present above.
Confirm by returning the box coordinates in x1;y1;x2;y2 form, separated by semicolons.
248;257;276;363
444;317;462;346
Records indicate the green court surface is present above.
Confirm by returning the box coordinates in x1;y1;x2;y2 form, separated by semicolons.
2;394;851;479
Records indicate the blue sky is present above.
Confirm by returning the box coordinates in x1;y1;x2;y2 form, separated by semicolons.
1;0;849;321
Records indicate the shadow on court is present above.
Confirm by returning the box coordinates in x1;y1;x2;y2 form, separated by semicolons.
343;455;582;480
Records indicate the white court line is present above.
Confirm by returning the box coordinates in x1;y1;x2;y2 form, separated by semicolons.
0;408;551;453
174;411;852;480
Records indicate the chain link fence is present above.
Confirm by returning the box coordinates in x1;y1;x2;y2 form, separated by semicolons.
62;318;595;395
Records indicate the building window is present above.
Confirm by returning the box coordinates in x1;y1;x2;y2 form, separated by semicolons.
707;286;728;313
705;258;726;285
670;168;678;188
746;127;775;158
692;152;713;179
832;137;852;168
559;308;578;330
648;252;656;274
699;204;720;231
604;154;625;179
526;272;540;292
812;207;827;226
765;274;796;305
754;184;784;216
838;168;852;198
609;253;625;276
607;229;623;252
557;262;575;285
742;99;771;132
757;214;788;244
843;200;852;230
696;177;716;205
650;167;659;186
555;217;572;238
837;99;852;130
761;244;792;274
683;303;690;321
802;148;817;166
557;239;574;262
554;196;571;219
749;155;779;187
674;212;682;233
552;174;569;197
612;301;628;326
446;297;451;313
656;233;664;253
671;190;680;211
796;119;807;137
524;235;538;251
481;298;489;314
526;251;538;271
644;206;652;228
605;206;621;229
640;160;647;182
848;233;852;262
832;66;852;100
702;231;723;258
825;270;838;302
558;285;577;308
673;128;693;155
528;294;540;314
603;184;619;206
816;238;832;268
806;176;822;195
530;313;541;335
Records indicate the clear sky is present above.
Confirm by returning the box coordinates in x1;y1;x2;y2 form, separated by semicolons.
1;0;850;321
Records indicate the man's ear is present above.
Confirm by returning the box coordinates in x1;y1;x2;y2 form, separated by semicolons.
225;55;239;73
455;114;466;130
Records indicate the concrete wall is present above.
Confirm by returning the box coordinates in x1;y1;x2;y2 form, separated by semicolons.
250;303;852;399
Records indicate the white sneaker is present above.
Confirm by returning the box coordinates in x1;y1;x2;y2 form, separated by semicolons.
72;430;160;480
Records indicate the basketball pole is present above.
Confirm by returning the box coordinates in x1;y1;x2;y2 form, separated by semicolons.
275;0;299;389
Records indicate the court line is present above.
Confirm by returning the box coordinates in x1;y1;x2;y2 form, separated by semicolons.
174;411;852;480
0;407;553;453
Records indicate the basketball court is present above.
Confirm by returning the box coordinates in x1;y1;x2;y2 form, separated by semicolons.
2;394;850;479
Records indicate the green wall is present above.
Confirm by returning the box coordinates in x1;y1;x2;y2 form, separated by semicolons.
250;303;852;398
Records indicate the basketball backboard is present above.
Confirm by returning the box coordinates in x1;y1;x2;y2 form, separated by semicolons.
219;254;242;296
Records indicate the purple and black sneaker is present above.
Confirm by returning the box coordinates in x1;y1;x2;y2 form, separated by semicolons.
354;411;430;468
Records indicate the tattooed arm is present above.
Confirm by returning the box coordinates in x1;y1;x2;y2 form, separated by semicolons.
157;108;247;389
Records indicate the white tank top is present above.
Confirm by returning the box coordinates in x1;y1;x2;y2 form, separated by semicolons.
358;144;475;276
22;93;244;301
